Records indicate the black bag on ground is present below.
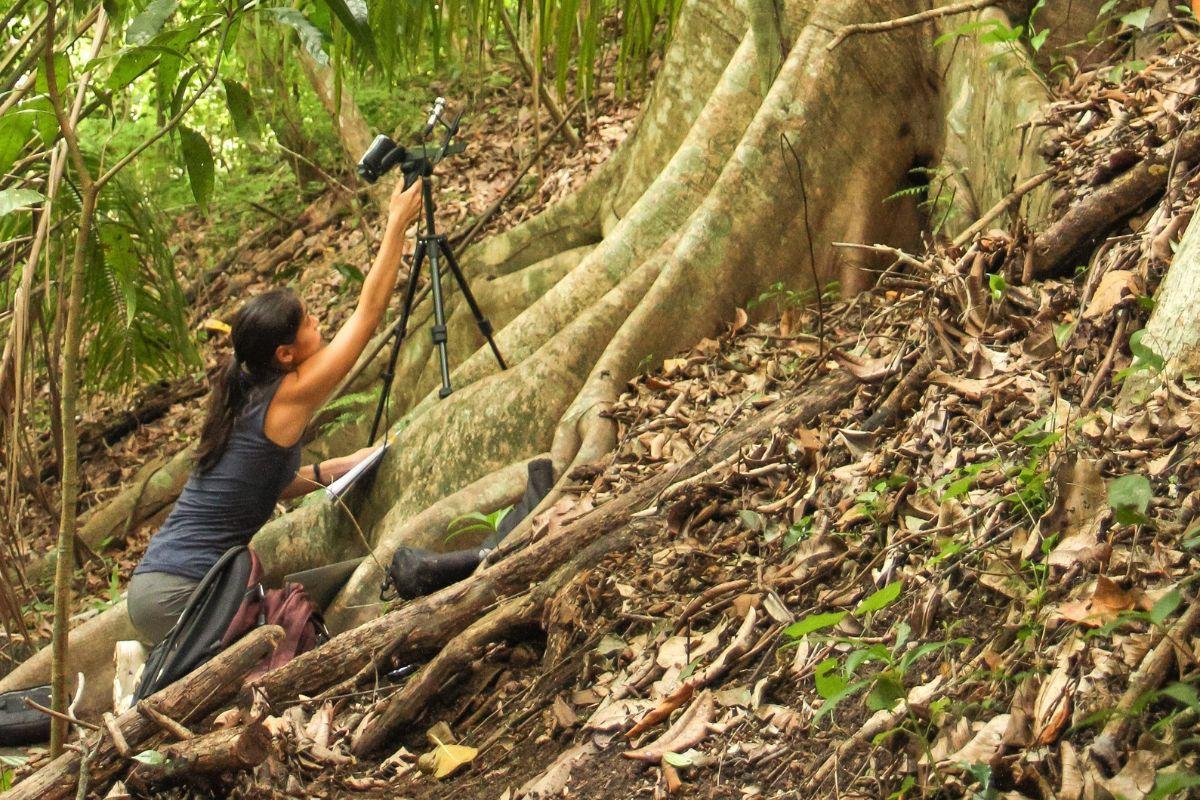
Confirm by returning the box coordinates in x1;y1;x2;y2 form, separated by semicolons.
134;545;254;701
383;458;554;600
0;684;51;746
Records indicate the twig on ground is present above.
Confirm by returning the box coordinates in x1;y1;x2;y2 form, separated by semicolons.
136;700;194;741
952;170;1054;248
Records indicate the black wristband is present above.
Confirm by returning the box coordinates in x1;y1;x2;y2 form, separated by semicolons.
313;461;325;486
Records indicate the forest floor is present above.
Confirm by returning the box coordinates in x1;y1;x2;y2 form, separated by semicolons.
179;34;1200;800
10;20;1200;800
0;54;643;668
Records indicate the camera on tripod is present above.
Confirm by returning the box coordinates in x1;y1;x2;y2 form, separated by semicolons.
358;97;507;443
357;97;466;187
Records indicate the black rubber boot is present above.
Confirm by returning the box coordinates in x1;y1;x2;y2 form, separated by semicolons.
387;547;486;600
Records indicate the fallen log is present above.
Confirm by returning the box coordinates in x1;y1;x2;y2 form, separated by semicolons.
124;720;270;790
352;526;636;754
37;379;205;482
1032;126;1200;277
6;625;283;800
253;373;857;708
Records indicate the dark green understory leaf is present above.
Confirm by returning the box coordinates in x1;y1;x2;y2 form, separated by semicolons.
126;0;180;45
266;8;329;64
0;189;45;217
179;126;214;211
222;78;260;142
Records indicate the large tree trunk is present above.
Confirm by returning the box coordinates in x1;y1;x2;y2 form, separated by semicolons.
3;0;1067;724
1120;211;1200;404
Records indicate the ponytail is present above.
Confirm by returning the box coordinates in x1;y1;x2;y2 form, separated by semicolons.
194;289;303;473
195;357;251;473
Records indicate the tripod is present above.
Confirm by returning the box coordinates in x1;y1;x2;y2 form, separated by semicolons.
368;169;507;444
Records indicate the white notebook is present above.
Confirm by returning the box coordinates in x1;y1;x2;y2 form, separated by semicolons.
325;442;389;500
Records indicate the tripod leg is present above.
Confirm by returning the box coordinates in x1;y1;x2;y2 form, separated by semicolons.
427;240;454;398
440;244;507;370
368;241;426;444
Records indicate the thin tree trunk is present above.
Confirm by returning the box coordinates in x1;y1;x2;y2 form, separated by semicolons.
48;187;95;754
498;8;582;148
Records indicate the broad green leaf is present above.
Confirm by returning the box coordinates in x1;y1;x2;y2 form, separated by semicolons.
814;657;846;700
595;634;626;655
222;79;260;142
156;54;182;119
266;8;329;65
0;111;36;175
814;678;869;720
855;580;903;616
784;611;845;639
1149;589;1182;625
866;672;905;711
0;189;45;217
663;749;703;767
738;509;765;532
178;126;214;211
127;0;179;45
1121;6;1153;29
988;272;1007;299
318;0;378;64
1129;329;1165;371
132;749;165;765
1107;474;1151;525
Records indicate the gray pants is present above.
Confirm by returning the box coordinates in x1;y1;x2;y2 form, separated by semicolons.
127;571;200;645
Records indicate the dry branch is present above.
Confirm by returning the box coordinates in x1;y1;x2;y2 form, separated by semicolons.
6;625;283;800
125;721;270;789
827;0;996;50
253;374;858;708
951;170;1053;248
1032;126;1200;277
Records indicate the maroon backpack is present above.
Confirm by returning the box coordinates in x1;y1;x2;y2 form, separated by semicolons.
221;550;328;681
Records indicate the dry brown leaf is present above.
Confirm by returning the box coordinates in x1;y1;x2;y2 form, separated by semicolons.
624;691;715;763
731;307;749;334
626;683;695;738
1083;269;1139;319
516;742;598;799
1098;749;1157;799
1054;576;1140;627
1032;665;1075;744
1059;741;1083;800
928;369;1015;401
941;714;1012;766
430;738;478;779
829;349;896;382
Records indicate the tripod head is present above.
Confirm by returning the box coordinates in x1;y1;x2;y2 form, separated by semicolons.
357;97;465;188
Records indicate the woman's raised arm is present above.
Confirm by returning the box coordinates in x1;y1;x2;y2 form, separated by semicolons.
270;178;424;439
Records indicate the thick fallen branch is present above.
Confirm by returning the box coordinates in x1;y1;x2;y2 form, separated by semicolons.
352;528;630;754
1032;126;1200;277
124;721;270;789
7;626;283;800
253;373;858;707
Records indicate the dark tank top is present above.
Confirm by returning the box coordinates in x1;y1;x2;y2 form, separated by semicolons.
135;378;301;581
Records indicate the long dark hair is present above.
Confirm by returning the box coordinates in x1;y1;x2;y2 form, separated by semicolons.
195;289;304;472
